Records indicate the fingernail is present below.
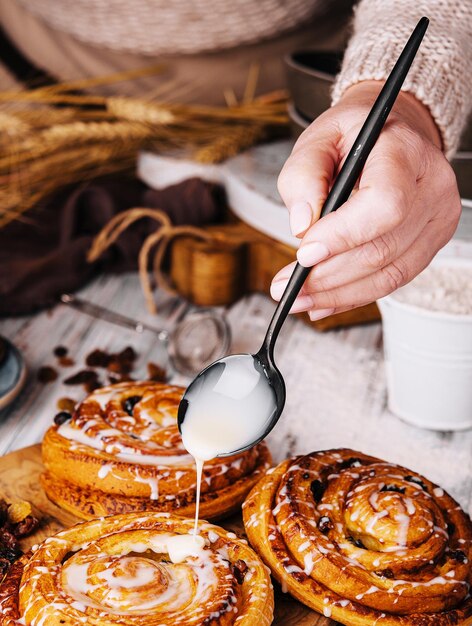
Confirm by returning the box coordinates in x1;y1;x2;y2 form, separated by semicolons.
289;201;313;236
270;281;315;312
297;242;330;267
290;295;315;313
270;280;288;300
309;308;335;321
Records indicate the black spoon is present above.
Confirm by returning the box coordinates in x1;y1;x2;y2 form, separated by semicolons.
178;17;429;457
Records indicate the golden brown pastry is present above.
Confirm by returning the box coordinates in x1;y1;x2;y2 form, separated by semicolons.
0;512;274;625
42;381;271;520
243;448;472;626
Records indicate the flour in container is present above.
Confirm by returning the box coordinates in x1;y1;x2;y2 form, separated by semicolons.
392;263;472;314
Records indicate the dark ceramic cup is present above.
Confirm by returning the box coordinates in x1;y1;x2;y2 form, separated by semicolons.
285;50;472;197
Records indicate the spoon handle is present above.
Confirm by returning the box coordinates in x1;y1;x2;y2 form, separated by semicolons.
259;16;429;361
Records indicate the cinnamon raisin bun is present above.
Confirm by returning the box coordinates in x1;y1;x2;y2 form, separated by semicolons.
41;382;271;520
243;448;472;625
0;512;274;625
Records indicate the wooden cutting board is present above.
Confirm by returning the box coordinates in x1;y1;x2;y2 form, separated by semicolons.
0;445;336;626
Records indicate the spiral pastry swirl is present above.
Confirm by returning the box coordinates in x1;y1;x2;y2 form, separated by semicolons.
243;448;472;626
0;512;274;625
42;382;271;520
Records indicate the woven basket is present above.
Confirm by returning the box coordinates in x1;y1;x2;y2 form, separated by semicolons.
16;0;330;55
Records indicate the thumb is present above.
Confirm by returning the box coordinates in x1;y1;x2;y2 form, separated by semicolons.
277;119;340;238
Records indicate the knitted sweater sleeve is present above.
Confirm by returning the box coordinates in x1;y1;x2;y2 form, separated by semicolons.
331;0;472;156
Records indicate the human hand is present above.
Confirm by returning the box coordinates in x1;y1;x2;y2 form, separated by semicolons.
271;81;462;320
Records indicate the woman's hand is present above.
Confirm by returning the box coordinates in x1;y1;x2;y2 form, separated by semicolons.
271;81;462;320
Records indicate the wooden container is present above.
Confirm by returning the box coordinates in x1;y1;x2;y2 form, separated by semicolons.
169;219;379;331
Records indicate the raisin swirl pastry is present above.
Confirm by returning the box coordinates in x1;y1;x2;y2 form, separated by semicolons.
0;512;274;625
42;382;271;520
243;448;472;626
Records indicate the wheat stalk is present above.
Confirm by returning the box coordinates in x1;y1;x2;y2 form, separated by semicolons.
0;68;289;228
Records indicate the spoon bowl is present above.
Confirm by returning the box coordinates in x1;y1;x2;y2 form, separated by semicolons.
177;351;285;458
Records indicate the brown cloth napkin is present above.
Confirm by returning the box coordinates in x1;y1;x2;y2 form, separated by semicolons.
0;177;225;317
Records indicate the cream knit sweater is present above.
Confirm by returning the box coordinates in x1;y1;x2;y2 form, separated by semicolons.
333;0;472;156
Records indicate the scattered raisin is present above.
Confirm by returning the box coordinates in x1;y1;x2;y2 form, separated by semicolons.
348;536;365;549
7;501;31;524
310;480;325;503
447;522;456;536
61;551;77;565
123;396;142;415
339;457;363;469
64;370;98;385
405;475;427;491
0;498;38;571
0;546;22;562
58;356;75;367
376;568;394;579
107;356;129;374
57;397;76;413
86;349;110;368
84;378;103;393
11;515;39;538
318;516;333;534
37;366;58;384
147;362;167;382
53;346;68;358
380;485;405;494
119;347;136;362
0;529;19;551
231;559;248;584
302;472;310;480
450;550;468;563
104;347;136;375
0;547;21;574
54;411;72;426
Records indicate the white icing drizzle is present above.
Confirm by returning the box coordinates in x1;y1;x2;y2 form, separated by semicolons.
7;516;271;626
366;510;389;534
193;458;204;538
133;472;160;500
165;534;206;563
97;464;113;479
303;553;314;576
403;497;416;515
57;422;193;466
